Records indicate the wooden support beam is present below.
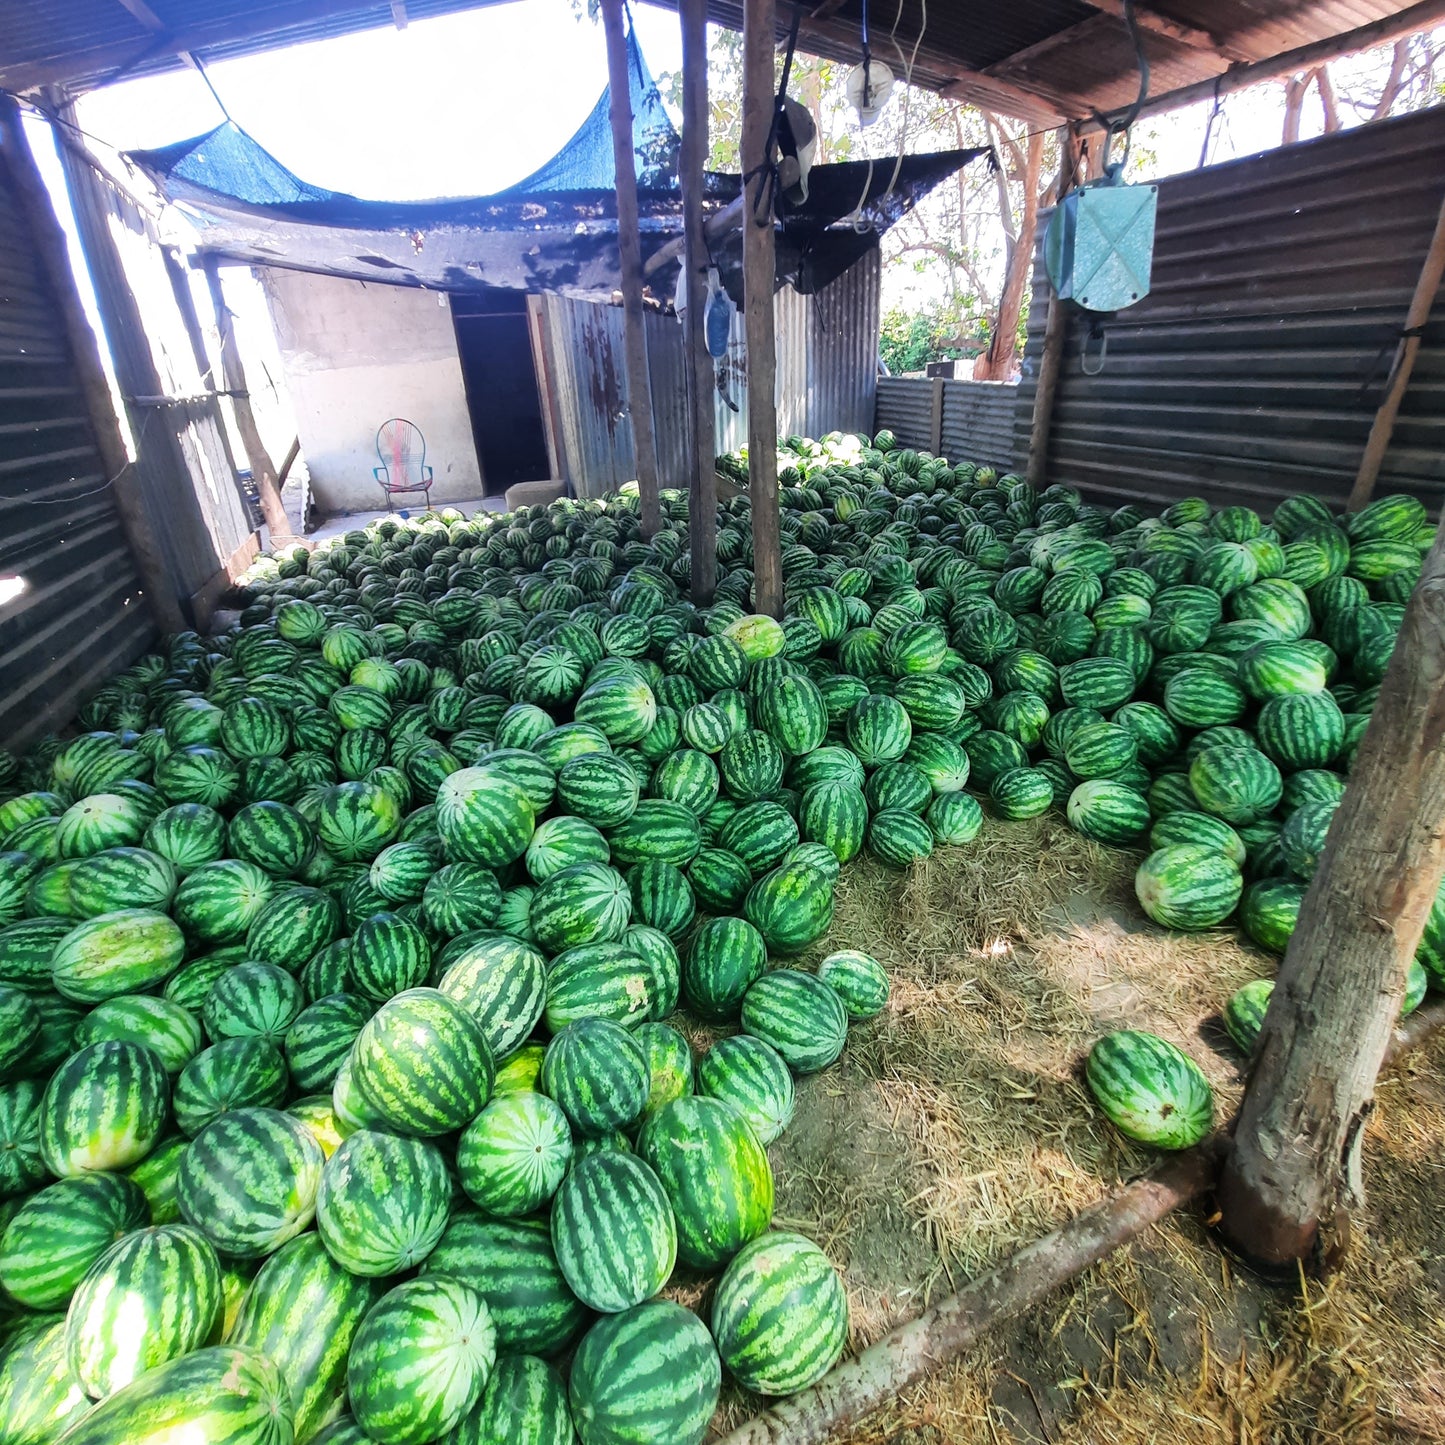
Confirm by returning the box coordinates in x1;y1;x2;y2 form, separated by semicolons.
1347;180;1445;512
601;0;663;539
1218;521;1445;1269
742;0;783;620
642;194;745;279
1026;130;1079;489
1080;0;1445;131
681;0;717;606
202;259;294;545
0;96;184;635
1081;0;1257;62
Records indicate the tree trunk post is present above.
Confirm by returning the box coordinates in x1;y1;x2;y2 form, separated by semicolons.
1026;128;1078;488
1346;179;1445;512
680;0;717;606
1218;522;1445;1269
202;259;293;544
600;0;663;539
742;0;783;619
0;96;184;635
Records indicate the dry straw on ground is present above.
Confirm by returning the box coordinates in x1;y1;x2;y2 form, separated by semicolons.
712;817;1445;1444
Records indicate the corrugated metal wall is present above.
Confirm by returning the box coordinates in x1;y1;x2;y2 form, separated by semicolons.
539;248;882;496
1019;105;1445;513
0;128;154;752
58;140;257;615
874;375;1022;468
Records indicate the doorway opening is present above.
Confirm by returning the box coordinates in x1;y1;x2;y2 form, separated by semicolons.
450;291;551;494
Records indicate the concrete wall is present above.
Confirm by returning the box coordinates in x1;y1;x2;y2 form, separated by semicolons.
260;269;482;512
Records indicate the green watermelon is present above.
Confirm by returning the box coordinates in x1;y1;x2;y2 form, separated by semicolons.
1085;1030;1214;1149
350;911;431;1002
543;941;655;1033
709;1230;849;1395
203;961;305;1044
568;1301;720;1445
457;1091;572;1217
437;768;536;868
743;860;834;954
284;993;371;1093
451;1354;573;1445
817;950;890;1018
68;847;177;918
39;1040;169;1177
1134;846;1243;931
529;863;632;953
695;1035;795;1146
540;1019;649;1137
50;910;185;1003
0;1319;92;1443
741;969;848;1073
437;935;548;1060
173;1037;287;1138
1222;978;1274;1053
1066;780;1151;845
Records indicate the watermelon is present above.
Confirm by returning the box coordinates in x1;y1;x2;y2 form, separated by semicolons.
423;1213;588;1355
350;911;431;1002
607;801;702;868
178;1106;324;1258
454;1354;573;1445
1240;877;1306;954
1134;846;1243;931
437;935;548;1060
315;782;403;863
69;847;177;918
65;1222;223;1397
683;916;767;1023
50;1344;292;1445
423;862;503;936
1187;747;1283;826
173;859;274;944
0;1172;149;1311
173;1037;288;1138
348;1276;496;1445
351;988;494;1137
1066;780;1151;844
554;754;640;830
457;1091;572;1217
316;1129;451;1276
39;1040;169;1177
817;950;890;1018
635;1021;694;1119
1256;692;1346;770
744;860;834;954
695;1035;795;1145
50;910;185;1003
530;863;632;952
284;993;371;1093
54;793;149;859
525;816;611;883
1085;1030;1214;1149
1148;810;1246;866
540;1019;649;1137
636;1095;773;1270
0;1319;92;1443
741;969;848;1073
1222;978;1274;1054
710;1230;849;1395
125;1135;188;1225
204;961;304;1043
569;1301;720;1445
544;941;655;1032
246;886;342;972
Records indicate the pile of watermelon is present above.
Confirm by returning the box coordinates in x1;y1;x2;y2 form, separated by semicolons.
0;424;1440;1442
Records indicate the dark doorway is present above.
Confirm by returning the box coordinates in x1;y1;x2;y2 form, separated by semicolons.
450;292;551;493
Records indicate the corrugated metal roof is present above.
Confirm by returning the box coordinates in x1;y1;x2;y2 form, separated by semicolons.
0;0;508;93
0;123;154;751
1018;103;1445;515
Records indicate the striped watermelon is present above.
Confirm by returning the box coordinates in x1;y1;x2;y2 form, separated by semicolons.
710;1230;849;1395
177;1106;324;1258
172;859;274;944
530;863;631;952
683;915;767;1022
54;793;150;859
927;791;984;845
636;1095;773;1269
246;886;342;973
227;802;315;878
422;862;503;936
1134;846;1242;931
606;800;702;868
315;782;404;863
569;1302;720;1445
525;816;611;883
350;911;432;1002
423;1213;588;1355
51;1344;292;1445
1148;810;1247;866
844;695;912;766
351;988;494;1137
437;934;548;1060
72;997;202;1076
1222;978;1274;1054
284;993;371;1093
0;1171;149;1311
1085;1030;1214;1149
347;1276;496;1445
65;1222;222;1397
0;1319;92;1443
458;1354;573;1445
316;1129;452;1277
172;1037;287;1138
1065;780;1151;845
69;847;177;918
227;1231;383;1445
695;1035;795;1145
636;1021;694;1119
1256;692;1346;770
50;910;185;1003
743;860;834;954
817;950;890;1018
203;961;305;1044
1187;747;1283;826
544;941;655;1033
797;782;868;865
540;1018;649;1137
554;754;640;830
741;969;848;1073
457;1091;572;1217
39;1040;169;1177
1240;877;1306;954
550;1150;676;1315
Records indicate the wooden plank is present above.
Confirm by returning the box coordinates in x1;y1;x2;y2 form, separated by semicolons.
681;0;717;605
1081;0;1256;62
601;0;663;538
1347;180;1445;511
1026;131;1079;488
525;294;568;489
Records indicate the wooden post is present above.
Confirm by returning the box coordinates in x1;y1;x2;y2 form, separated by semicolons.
1346;181;1445;512
1218;522;1445;1269
1025;127;1079;488
0;96;184;635
742;0;783;619
600;0;663;539
680;0;717;605
202;259;293;543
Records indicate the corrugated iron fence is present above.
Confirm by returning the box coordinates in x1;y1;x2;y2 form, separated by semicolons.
1018;104;1445;513
0;122;153;751
874;375;1022;468
537;248;881;497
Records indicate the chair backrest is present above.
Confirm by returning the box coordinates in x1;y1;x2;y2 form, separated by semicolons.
377;417;427;487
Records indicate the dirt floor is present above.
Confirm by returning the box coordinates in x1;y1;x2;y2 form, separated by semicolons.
704;818;1445;1444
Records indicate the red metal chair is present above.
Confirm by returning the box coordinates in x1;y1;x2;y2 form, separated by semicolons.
374;418;434;510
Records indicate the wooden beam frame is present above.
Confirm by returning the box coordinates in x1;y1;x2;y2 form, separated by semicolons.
601;0;663;538
1080;0;1258;62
